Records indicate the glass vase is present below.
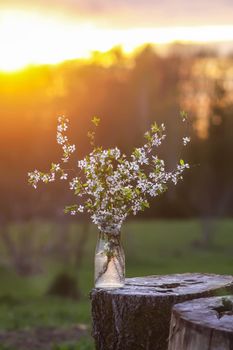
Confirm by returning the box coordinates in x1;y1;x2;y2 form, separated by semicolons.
94;231;125;288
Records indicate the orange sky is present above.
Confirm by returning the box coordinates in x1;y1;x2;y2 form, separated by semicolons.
0;1;233;71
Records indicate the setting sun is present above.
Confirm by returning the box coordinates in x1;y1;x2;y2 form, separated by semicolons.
0;10;97;71
0;9;233;72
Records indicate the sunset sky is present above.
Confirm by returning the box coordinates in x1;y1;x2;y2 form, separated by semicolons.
0;0;233;71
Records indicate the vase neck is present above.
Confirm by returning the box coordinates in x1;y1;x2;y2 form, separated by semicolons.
98;221;122;235
98;230;121;241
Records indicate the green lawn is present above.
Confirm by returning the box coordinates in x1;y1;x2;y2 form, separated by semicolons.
0;219;232;349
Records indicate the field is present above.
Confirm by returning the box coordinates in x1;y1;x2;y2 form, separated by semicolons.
0;219;232;349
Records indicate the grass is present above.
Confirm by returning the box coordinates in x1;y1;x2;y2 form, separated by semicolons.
0;219;232;349
52;339;95;350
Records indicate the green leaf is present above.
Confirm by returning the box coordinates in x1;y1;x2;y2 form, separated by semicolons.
144;131;152;141
64;205;78;213
135;188;141;196
141;201;150;210
91;116;100;126
151;122;159;133
133;148;141;159
180;159;184;166
180;110;188;121
122;187;133;200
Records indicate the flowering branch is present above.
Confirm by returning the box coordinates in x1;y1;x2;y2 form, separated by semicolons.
28;115;190;234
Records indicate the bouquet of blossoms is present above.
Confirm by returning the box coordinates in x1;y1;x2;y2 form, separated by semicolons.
28;115;190;288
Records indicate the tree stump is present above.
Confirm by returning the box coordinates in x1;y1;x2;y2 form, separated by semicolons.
91;273;233;350
168;295;233;350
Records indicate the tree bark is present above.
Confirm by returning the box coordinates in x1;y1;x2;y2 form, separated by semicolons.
91;273;233;350
168;295;233;350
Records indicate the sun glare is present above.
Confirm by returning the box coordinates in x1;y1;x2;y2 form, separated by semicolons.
0;9;233;72
0;10;96;71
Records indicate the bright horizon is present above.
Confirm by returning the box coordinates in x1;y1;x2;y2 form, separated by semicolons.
1;9;233;72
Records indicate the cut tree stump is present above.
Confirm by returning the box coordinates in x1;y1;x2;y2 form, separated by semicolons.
168;295;233;350
91;273;233;350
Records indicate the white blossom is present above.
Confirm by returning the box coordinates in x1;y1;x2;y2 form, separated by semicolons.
183;136;191;146
53;163;60;171
78;159;87;169
60;173;68;180
57;132;68;145
77;205;84;212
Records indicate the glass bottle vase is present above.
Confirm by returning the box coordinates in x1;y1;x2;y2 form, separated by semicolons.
94;231;125;288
